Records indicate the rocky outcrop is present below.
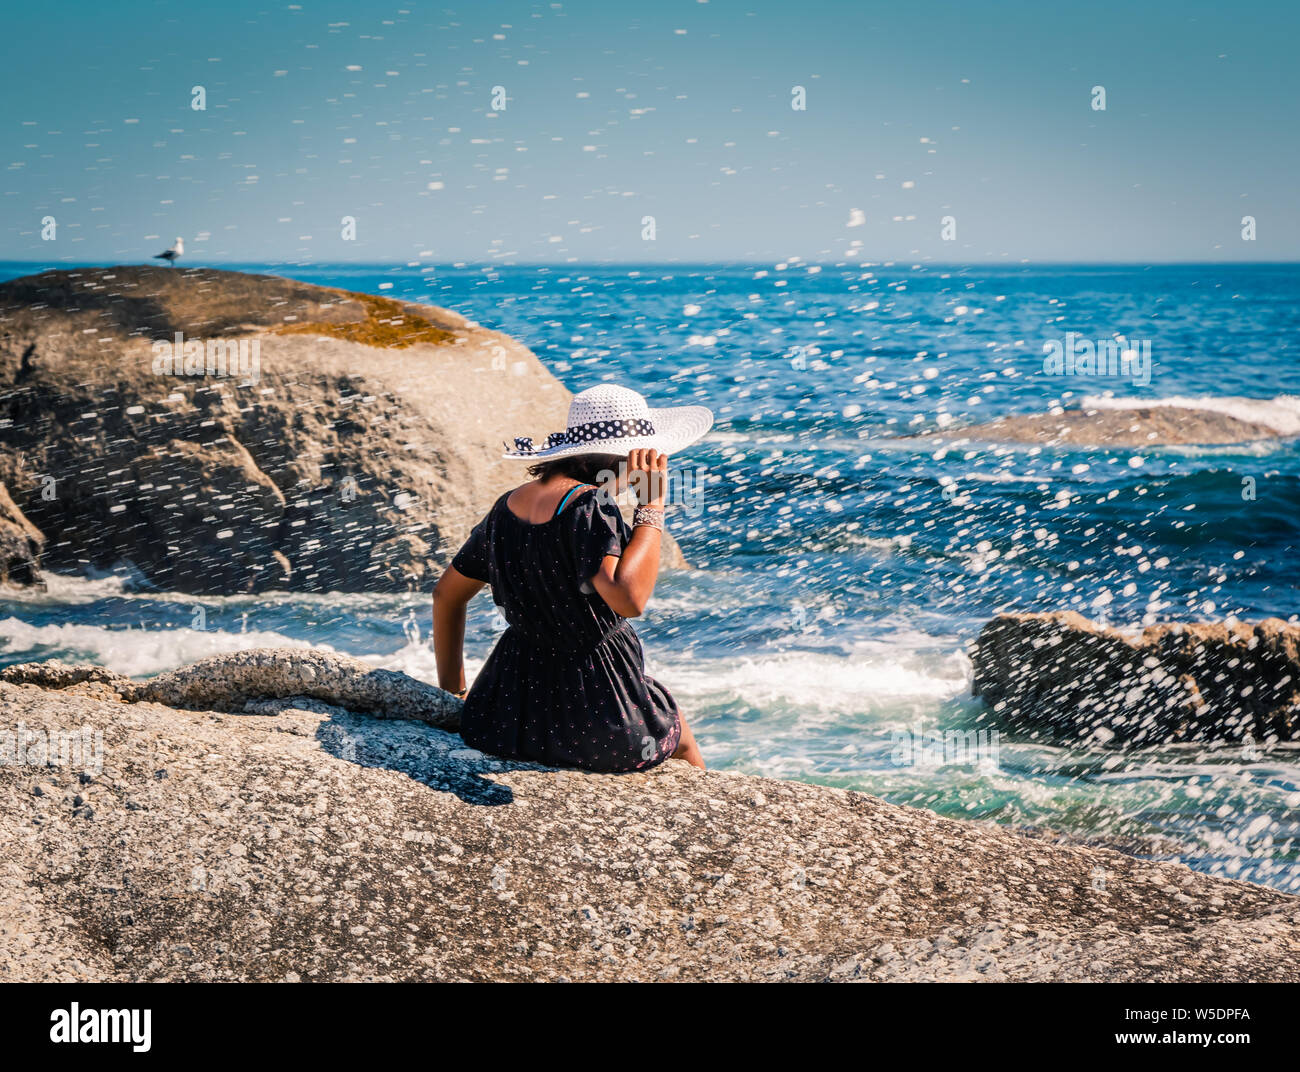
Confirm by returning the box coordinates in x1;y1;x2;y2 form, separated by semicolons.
0;479;43;587
2;647;1298;982
971;612;1300;746
0;266;686;594
919;405;1283;447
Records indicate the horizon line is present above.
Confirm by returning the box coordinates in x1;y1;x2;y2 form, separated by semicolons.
2;258;1299;271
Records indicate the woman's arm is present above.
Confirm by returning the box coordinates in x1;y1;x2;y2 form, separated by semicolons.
432;565;485;696
591;448;667;618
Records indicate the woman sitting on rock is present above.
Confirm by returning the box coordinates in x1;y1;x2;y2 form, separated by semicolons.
433;384;711;772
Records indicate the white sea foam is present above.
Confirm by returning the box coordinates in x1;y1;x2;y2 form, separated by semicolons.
363;640;483;685
0;572;426;616
1;573;135;606
1080;393;1300;437
3;614;967;720
648;646;970;716
0;617;323;678
358;636;970;720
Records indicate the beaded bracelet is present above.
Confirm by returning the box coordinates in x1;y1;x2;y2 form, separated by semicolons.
632;506;665;531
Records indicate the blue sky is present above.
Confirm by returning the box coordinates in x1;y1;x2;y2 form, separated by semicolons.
4;0;1298;264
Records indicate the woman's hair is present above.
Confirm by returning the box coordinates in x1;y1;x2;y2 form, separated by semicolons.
526;452;623;485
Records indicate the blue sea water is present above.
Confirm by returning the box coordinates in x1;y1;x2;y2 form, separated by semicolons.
3;261;1298;890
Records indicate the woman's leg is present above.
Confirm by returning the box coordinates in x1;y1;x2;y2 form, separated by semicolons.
671;714;706;770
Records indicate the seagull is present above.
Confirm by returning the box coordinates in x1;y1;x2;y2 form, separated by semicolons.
153;237;183;266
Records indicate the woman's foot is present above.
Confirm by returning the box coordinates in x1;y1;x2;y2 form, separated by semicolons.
671;716;706;770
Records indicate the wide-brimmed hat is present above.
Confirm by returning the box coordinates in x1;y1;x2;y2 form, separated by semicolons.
503;384;714;461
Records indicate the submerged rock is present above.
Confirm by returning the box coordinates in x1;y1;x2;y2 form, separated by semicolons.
917;405;1285;447
0;266;686;594
971;611;1300;746
2;647;1298;981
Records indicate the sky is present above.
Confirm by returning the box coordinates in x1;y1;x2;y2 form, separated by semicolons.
3;0;1299;265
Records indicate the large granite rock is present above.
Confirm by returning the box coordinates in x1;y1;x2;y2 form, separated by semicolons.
971;611;1300;746
2;647;1298;982
0;266;685;594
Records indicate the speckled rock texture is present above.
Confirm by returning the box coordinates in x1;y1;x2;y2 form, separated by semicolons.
143;648;462;729
2;648;1298;981
972;612;1300;747
1;648;462;729
0;265;686;594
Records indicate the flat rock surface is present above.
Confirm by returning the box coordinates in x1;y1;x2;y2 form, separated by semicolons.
2;650;1297;981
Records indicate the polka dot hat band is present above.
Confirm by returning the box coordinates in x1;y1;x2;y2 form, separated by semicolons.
503;384;714;461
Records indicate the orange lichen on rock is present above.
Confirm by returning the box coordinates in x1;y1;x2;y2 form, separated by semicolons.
273;291;455;348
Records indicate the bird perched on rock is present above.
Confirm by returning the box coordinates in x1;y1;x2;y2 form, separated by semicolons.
154;237;183;266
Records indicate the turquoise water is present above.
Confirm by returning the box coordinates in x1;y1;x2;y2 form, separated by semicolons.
2;262;1298;890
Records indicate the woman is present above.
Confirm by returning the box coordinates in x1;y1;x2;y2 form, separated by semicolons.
433;384;712;772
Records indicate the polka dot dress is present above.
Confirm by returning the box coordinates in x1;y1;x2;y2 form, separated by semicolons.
451;488;682;773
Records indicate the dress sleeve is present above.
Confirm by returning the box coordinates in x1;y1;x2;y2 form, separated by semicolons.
568;489;628;585
450;514;491;582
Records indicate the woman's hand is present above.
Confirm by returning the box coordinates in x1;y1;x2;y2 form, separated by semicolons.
625;448;669;507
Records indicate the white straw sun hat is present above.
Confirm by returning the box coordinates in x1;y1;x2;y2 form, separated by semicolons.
503;384;714;461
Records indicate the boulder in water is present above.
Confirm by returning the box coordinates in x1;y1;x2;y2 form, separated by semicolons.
0;266;687;594
971;611;1300;746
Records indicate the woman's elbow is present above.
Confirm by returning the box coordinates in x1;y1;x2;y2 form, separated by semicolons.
432;571;451;602
617;587;649;618
598;585;645;618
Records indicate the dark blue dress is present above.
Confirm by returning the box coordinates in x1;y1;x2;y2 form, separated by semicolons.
450;486;682;772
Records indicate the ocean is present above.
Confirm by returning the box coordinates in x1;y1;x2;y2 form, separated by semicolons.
3;261;1298;890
